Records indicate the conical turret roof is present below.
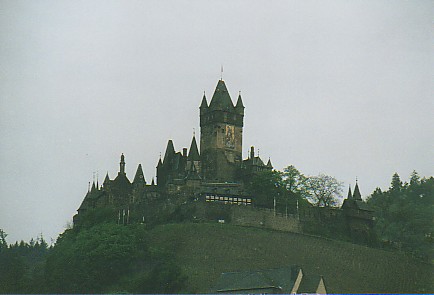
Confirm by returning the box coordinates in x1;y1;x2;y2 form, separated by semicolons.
208;80;234;111
163;140;175;164
353;181;362;200
347;185;352;199
188;136;200;161
266;158;273;168
200;92;208;109
236;92;244;107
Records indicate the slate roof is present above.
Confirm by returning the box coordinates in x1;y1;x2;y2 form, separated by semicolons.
235;93;245;111
163;140;175;164
208;80;235;111
298;273;324;294
133;164;146;184
188;136;200;161
243;156;266;167
214;266;299;293
200;93;208;109
353;182;362;200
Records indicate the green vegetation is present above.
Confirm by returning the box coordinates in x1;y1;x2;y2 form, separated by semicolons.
367;171;434;261
245;165;344;210
0;170;432;293
0;230;49;293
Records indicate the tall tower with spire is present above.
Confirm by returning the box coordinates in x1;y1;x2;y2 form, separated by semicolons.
199;80;244;182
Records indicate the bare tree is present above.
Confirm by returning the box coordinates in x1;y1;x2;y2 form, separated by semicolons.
306;174;344;207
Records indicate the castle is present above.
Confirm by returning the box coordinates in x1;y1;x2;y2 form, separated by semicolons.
73;79;373;244
73;79;272;224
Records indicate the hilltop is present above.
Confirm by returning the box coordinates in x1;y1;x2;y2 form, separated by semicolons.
147;222;433;293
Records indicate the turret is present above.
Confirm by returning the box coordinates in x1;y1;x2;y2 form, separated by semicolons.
119;153;126;175
163;140;175;164
235;91;245;115
347;185;352;199
188;135;200;161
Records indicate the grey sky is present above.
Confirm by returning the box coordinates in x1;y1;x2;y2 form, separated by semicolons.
1;0;433;243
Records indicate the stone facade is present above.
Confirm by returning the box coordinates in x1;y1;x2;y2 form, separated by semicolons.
155;79;272;195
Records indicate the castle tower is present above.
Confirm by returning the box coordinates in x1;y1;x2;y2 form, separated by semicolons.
200;80;244;182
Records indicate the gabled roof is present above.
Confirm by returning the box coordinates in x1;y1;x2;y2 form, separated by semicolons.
187;136;200;161
298;273;326;294
214;266;299;293
266;158;273;168
133;164;146;184
243;156;266;167
208;80;235;111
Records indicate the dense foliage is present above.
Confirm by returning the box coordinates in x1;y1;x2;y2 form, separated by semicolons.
0;219;186;293
367;171;434;261
0;230;49;293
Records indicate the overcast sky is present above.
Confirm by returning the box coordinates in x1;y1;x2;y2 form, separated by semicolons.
1;0;433;244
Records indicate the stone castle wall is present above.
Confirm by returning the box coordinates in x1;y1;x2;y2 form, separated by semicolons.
230;205;302;233
194;202;301;234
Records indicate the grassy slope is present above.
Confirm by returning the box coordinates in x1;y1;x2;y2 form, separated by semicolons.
147;222;433;293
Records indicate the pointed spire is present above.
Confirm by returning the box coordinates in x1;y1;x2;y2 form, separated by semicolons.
208;80;235;111
163;140;175;164
133;164;146;184
103;172;110;184
119;153;126;175
151;178;155;186
347;185;352;199
235;91;245;115
200;92;208;108
266;158;273;168
353;180;362;200
188;135;200;161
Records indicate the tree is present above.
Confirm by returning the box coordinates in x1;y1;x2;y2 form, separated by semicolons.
368;173;434;261
282;165;307;196
305;174;344;207
390;172;402;191
0;229;7;251
409;170;420;186
245;170;285;208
